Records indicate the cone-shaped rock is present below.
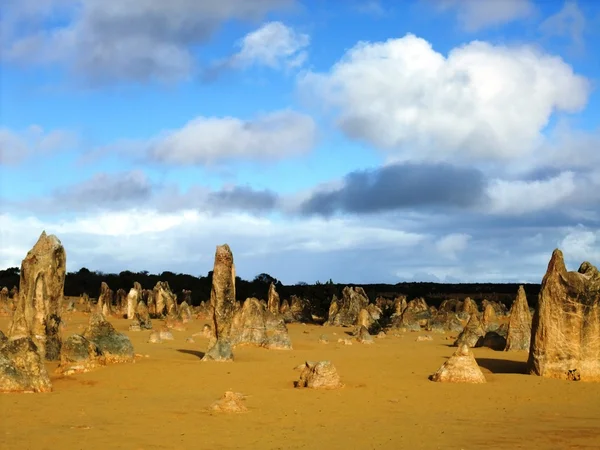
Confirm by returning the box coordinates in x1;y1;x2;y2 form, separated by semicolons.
202;244;236;361
527;250;600;381
453;314;485;348
8;231;66;361
0;337;53;393
429;344;486;383
505;285;532;351
294;361;343;389
326;286;369;327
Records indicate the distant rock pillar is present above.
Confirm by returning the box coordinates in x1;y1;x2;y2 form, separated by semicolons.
202;244;236;361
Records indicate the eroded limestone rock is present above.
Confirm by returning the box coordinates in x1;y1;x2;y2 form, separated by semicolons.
326;287;369;327
453;314;485;348
56;334;103;375
267;283;280;315
154;281;177;318
97;282;113;318
202;244;236;362
0;337;52;393
294;361;343;389
429;345;486;383
505;285;532;351
426;311;463;333
482;304;499;331
230;298;292;350
126;282;142;320
528;250;600;381
82;313;134;363
8;231;66;361
210;391;248;413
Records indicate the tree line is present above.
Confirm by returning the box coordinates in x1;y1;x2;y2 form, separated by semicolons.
0;266;541;317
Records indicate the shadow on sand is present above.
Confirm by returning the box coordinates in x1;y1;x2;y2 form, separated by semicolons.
476;358;527;374
177;349;205;359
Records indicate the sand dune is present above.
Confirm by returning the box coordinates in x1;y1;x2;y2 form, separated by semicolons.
1;313;599;449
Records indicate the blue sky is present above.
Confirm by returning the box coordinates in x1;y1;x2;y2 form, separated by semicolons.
1;0;599;284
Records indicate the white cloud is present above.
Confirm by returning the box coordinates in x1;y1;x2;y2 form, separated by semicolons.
559;226;600;263
486;172;576;215
147;109;317;165
435;233;471;259
435;0;535;32
540;1;586;51
0;210;426;281
299;34;589;164
231;22;309;70
0;125;77;165
2;0;296;84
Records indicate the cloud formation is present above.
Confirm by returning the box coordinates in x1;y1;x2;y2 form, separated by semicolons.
146;109;317;165
434;0;535;32
300;163;486;216
231;21;309;70
300;34;589;164
0;125;77;165
2;0;296;84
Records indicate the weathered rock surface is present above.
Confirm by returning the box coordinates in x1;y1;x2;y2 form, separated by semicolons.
0;337;52;393
439;299;463;313
126;282;142;320
115;289;127;315
202;244;236;362
154;281;178;318
82;313;134;363
356;325;374;344
179;301;193;323
429;345;486;383
0;287;9;316
480;331;507;351
230;298;292;349
459;297;479;320
426;311;463;333
505;285;532;351
282;295;312;323
210;391;248;413
129;301;152;331
267;283;280;315
482;304;499;331
294;361;343;389
528;250;600;381
356;305;382;334
326;287;369;327
56;334;103;375
481;299;508;317
8;231;66;361
97;282;113;317
453;314;485;348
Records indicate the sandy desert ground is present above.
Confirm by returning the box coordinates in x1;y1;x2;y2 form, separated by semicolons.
1;311;600;450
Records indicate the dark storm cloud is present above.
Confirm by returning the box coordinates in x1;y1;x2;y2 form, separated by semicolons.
208;186;279;212
300;162;486;216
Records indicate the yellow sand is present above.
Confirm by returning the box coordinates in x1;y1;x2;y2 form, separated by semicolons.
1;312;599;449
